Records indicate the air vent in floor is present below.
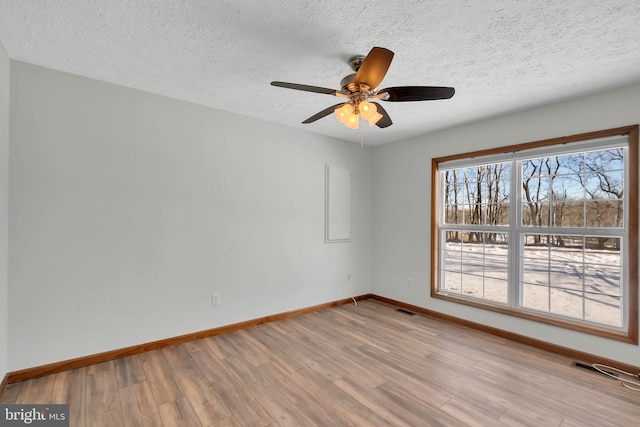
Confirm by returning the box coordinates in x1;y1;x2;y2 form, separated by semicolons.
396;308;416;316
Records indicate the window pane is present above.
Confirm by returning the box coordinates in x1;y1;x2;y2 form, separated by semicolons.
522;259;548;285
522;202;550;227
485;204;510;225
585;200;623;228
549;261;583;291
550;288;584;319
523;158;554;177
463;167;480;182
584;236;621;253
522;159;537;177
461;205;474;224
443;182;466;206
461;273;483;298
485;232;508;246
467;205;484;225
461;232;485;246
443;234;463;290
551;201;584;227
585;148;624;172
550;235;583;260
585;293;621;327
523;233;550;251
484;254;508;280
484;278;508;303
462;252;483;275
443;270;462;294
550;174;585;228
444;204;464;224
551;174;582;198
583;169;624;202
522;163;552;227
522;283;549;312
485;233;509;302
442;248;462;274
521;177;550;201
596;169;623;198
445;232;463;246
584;237;621;265
584;264;621;297
554;153;584;175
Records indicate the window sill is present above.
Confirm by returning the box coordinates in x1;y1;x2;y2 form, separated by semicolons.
431;291;637;344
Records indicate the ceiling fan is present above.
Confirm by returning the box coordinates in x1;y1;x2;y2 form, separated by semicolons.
271;47;455;129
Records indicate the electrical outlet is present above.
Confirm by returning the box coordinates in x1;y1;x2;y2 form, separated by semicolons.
212;293;220;306
408;277;414;287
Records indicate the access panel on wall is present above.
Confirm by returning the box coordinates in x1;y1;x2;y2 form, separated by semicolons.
325;164;351;243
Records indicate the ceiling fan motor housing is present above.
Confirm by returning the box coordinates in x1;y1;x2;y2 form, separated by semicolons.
340;73;359;94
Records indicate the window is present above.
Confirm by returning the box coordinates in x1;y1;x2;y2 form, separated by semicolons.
431;126;638;343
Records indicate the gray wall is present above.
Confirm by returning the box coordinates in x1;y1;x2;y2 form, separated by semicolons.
372;83;640;366
8;61;372;370
0;41;8;380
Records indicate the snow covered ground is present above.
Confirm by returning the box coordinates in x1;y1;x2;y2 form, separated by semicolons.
442;242;622;327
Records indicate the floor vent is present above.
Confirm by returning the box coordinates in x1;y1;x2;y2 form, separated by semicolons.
572;362;617;378
396;308;416;316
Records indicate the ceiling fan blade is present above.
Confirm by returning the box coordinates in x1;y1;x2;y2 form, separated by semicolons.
371;102;392;128
378;86;455;102
271;81;337;95
355;47;394;89
302;103;346;124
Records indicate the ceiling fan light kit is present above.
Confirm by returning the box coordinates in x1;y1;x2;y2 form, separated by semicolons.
271;47;455;130
334;101;382;129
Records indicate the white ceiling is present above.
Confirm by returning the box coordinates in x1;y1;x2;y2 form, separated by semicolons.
1;1;639;146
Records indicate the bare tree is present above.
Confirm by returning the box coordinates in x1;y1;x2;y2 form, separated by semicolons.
522;159;547;244
444;170;461;242
583;149;624;249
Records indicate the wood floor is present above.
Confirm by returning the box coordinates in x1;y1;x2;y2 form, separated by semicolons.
2;300;639;427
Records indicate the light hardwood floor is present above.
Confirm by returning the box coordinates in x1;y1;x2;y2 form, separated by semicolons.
2;300;639;426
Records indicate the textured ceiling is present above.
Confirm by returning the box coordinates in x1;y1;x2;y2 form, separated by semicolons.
1;1;639;146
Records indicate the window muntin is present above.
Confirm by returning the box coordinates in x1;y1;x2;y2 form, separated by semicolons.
433;127;637;342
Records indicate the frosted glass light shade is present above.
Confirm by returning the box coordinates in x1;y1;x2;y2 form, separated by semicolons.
346;112;359;129
334;104;352;123
358;101;377;120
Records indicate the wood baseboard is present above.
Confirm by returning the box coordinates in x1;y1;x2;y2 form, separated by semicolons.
370;294;640;374
6;294;372;384
0;373;7;398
